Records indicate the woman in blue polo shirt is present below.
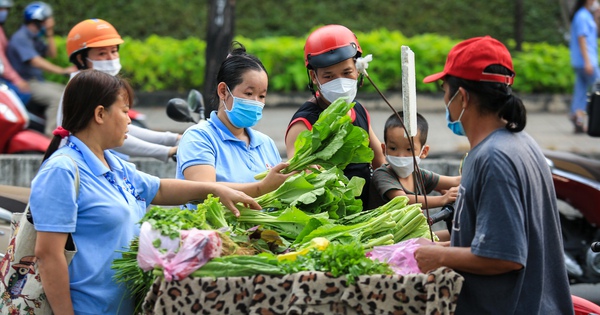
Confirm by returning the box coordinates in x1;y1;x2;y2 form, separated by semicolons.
176;43;291;198
30;70;260;315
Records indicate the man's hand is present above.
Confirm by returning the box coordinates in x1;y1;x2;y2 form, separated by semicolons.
43;17;55;35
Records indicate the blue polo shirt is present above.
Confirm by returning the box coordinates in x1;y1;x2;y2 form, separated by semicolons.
30;136;160;315
7;25;46;80
176;111;281;184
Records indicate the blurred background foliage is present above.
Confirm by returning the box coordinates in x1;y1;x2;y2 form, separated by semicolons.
2;0;574;94
3;0;566;44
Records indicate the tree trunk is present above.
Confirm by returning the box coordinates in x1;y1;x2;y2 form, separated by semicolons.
514;0;524;51
203;0;235;116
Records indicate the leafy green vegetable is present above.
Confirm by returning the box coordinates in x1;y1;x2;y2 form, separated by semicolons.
255;167;364;218
279;242;393;284
142;206;210;240
254;98;374;179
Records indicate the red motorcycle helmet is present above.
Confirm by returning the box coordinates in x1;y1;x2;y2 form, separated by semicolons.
304;25;362;70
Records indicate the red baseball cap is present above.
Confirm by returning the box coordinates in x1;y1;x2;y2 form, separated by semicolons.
423;36;515;85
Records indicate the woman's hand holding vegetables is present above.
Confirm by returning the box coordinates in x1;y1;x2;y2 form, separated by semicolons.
258;162;295;195
213;185;261;217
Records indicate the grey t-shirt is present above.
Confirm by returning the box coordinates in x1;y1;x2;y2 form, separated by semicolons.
451;129;573;314
368;165;439;209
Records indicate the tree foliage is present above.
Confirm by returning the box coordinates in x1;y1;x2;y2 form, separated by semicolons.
3;0;564;45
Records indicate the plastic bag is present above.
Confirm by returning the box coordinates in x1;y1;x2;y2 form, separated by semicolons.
137;222;222;281
366;237;432;275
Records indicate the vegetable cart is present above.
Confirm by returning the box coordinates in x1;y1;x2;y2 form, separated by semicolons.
142;267;463;314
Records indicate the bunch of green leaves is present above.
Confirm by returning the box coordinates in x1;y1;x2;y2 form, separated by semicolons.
255;167;365;219
255;98;373;180
285;98;374;172
279;242;393;285
142;206;210;240
112;237;154;314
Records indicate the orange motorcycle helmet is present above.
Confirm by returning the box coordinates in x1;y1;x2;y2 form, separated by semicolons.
66;19;124;68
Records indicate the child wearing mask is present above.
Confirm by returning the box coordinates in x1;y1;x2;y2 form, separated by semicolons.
368;111;460;210
285;25;386;207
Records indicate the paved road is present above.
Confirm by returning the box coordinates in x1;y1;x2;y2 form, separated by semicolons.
139;103;600;160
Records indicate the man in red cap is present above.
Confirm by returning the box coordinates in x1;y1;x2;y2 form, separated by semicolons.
414;36;574;315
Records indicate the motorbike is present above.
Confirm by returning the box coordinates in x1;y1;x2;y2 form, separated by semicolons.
26;98;149;135
544;150;600;285
165;89;206;125
0;83;50;154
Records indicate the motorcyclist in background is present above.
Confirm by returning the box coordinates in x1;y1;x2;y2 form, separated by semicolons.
59;19;181;162
6;1;76;137
0;0;31;105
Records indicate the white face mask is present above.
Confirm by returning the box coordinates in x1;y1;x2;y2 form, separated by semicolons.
87;58;122;76
317;77;357;104
386;148;424;178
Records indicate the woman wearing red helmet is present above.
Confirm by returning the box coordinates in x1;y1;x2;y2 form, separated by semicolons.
57;19;181;162
285;25;385;208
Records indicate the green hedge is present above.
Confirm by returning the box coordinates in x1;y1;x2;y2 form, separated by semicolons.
47;30;574;94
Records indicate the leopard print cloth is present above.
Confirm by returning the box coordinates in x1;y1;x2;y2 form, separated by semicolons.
143;267;463;315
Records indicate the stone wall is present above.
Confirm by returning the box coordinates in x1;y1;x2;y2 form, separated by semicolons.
0;155;460;187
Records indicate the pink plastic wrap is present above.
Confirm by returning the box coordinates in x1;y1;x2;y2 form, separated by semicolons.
366;238;432;275
137;222;222;281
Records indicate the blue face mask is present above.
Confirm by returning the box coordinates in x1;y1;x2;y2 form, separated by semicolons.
0;11;8;24
37;26;46;38
445;90;466;136
223;86;265;128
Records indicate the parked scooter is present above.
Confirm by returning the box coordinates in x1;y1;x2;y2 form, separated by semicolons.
26;98;149;135
0;84;50;154
166;89;206;124
544;150;600;285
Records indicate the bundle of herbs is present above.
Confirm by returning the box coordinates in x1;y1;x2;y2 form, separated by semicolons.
254;97;374;180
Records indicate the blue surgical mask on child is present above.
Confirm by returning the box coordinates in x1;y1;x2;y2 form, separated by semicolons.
223;86;265;128
445;90;466;136
386;147;424;178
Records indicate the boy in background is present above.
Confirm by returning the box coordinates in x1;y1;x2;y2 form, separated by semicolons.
369;111;460;210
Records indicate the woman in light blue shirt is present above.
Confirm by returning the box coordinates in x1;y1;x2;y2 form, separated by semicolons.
31;70;260;315
177;43;291;198
569;0;600;133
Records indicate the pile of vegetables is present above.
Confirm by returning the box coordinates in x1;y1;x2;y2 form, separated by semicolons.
112;97;437;311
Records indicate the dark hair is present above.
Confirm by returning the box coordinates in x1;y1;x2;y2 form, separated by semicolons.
384;111;429;146
70;49;90;70
445;65;526;132
43;70;134;161
570;0;588;21
213;41;268;107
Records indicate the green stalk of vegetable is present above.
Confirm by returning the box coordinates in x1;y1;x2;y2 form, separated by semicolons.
186;254;286;278
393;209;428;242
294;212;396;248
